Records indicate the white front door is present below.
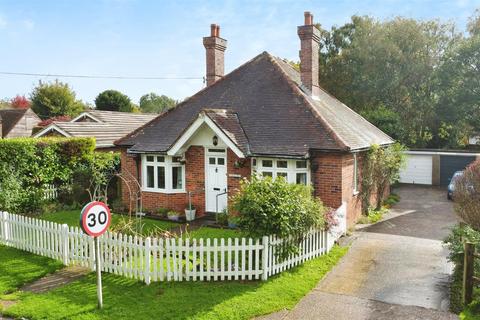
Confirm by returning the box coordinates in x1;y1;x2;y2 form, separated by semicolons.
205;149;228;212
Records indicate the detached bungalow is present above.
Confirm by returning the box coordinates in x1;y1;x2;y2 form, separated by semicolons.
35;110;157;150
0;108;41;138
115;13;393;226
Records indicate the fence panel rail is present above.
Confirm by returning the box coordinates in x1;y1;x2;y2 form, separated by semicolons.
0;211;342;284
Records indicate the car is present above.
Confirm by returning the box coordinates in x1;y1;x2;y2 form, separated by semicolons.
448;171;464;200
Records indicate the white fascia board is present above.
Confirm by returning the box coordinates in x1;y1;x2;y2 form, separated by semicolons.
71;112;102;123
405;150;480;157
167;113;245;158
34;124;72;138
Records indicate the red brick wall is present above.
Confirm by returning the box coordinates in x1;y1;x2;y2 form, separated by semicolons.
311;153;343;209
227;149;251;207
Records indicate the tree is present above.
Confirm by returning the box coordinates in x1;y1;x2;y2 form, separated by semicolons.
434;31;480;148
30;80;85;120
95;90;133;112
139;93;176;114
11;95;30;109
318;16;459;148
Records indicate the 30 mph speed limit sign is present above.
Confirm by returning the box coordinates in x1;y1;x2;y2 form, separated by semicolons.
80;201;111;237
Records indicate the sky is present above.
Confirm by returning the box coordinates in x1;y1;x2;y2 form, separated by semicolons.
0;0;479;105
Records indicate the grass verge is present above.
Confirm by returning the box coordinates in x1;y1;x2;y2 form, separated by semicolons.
4;246;347;320
0;245;63;297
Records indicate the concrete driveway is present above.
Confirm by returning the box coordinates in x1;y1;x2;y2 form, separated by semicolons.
259;185;459;320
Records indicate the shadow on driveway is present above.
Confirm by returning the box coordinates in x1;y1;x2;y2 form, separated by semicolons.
363;185;458;240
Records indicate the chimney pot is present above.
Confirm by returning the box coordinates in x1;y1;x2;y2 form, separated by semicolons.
210;24;217;37
304;11;313;25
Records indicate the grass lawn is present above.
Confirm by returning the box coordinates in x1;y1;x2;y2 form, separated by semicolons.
4;246;347;320
0;245;63;297
39;210;241;239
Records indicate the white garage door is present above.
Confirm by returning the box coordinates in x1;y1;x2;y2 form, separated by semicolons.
399;154;433;185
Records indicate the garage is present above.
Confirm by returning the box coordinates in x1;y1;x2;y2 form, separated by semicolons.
399;154;433;184
399;150;478;186
439;155;476;186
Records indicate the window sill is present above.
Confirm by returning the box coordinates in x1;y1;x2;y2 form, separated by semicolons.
142;188;186;194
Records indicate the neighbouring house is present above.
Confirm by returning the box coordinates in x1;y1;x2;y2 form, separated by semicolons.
34;110;157;150
115;13;394;226
0;108;41;138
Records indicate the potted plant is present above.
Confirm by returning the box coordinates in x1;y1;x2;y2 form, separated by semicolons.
228;215;239;229
184;204;196;222
167;210;180;221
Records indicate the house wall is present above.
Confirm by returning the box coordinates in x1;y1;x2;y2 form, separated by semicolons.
121;147;384;226
311;151;386;227
5;110;41;138
120;146;251;217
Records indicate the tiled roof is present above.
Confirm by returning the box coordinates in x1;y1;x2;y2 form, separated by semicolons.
116;52;393;156
204;109;250;155
0;108;29;137
37;110;157;148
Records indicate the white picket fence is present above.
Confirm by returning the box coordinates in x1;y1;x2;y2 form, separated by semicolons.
0;211;342;284
42;184;58;200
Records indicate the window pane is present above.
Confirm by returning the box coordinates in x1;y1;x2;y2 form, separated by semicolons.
252;158;257;167
146;156;154;162
262;160;273;167
277;160;288;168
157;166;165;189
277;172;288;179
172;167;183;189
209;157;216;165
146;166;154;188
157;156;165;162
296;160;307;169
262;171;273;177
172;157;181;163
296;172;307;185
217;157;225;165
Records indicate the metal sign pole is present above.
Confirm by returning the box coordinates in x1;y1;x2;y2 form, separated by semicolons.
95;236;103;309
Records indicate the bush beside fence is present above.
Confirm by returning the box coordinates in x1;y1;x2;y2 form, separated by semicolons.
0;212;341;284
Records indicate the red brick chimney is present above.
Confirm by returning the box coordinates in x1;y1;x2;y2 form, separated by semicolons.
297;12;320;97
203;24;227;86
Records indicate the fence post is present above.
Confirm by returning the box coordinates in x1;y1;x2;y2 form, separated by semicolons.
1;212;9;245
62;224;69;265
145;237;151;285
262;236;269;281
463;241;475;306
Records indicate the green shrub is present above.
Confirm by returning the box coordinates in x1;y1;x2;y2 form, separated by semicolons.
232;176;326;256
444;224;480;313
216;211;228;226
0;138;95;214
384;193;400;207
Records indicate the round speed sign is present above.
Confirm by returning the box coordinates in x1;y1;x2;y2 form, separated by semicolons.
80;201;112;237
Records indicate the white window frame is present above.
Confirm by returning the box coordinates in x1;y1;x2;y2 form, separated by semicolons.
142;154;186;193
251;157;311;185
353;153;359;194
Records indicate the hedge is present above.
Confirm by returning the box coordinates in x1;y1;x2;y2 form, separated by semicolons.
0;137;95;213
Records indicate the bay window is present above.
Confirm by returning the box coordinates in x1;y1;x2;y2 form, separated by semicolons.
142;154;185;193
252;158;310;185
